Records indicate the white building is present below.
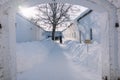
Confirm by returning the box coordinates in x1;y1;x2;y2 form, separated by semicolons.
16;14;45;43
62;23;80;41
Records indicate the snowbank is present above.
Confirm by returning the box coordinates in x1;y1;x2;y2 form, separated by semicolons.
17;39;102;80
63;40;102;80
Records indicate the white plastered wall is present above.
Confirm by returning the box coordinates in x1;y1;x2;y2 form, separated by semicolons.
0;1;17;80
16;14;46;42
117;8;120;78
0;0;119;80
108;0;120;77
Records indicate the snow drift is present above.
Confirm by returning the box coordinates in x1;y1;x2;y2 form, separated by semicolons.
17;39;101;80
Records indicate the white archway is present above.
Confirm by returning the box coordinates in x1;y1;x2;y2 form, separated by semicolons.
0;0;119;80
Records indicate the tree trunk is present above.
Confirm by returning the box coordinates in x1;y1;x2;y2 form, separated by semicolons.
52;26;56;40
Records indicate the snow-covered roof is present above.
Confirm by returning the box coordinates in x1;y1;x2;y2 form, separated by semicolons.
74;9;92;23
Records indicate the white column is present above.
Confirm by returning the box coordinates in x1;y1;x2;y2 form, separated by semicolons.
107;6;119;80
0;7;4;80
101;12;111;80
0;2;17;80
117;8;120;79
97;0;119;80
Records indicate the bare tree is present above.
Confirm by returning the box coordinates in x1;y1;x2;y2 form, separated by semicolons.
31;1;72;40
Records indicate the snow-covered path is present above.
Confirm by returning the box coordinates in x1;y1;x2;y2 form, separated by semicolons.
17;39;101;80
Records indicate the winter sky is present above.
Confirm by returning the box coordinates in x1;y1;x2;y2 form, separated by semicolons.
18;4;88;31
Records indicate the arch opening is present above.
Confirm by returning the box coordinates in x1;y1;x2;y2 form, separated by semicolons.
16;1;109;80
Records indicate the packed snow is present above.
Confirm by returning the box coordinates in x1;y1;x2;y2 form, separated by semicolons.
17;39;102;80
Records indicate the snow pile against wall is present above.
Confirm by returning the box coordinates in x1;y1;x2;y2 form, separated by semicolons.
64;40;101;72
16;39;101;80
63;40;102;80
16;14;45;43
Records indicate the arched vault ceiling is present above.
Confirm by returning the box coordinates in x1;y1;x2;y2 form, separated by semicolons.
19;0;108;12
0;0;120;11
